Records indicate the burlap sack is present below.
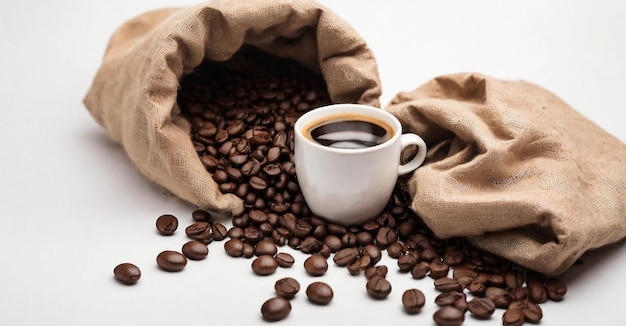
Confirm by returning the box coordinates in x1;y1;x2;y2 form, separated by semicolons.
387;73;626;275
84;0;381;215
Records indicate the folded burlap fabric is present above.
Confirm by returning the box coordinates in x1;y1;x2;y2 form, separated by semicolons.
83;0;381;215
386;73;626;275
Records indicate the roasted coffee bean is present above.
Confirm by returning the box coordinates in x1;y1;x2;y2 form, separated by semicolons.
156;214;178;236
227;226;244;239
182;240;209;260
242;242;255;258
251;255;278;276
113;263;141;285
375;227;397;249
411;261;430;279
434;277;462;292
191;209;212;222
341;232;357;248
347;255;371;275
185;222;212;239
224;238;244;257
509;287;527;301
275;252;295;268
300;236;322;254
429;261;450;279
366;276;392;300
435;291;465;306
521;300;543;323
275;277;300;299
333;248;359;266
355;231;374;246
485;287;512;308
212;169;228;183
156;250;187;272
421;247;440;262
361;244;382;265
397;254;418;272
243;226;264;243
261;296;291;322
402;288;425;314
442;249;464;266
502;306;525;326
545;278;567;301
323;235;342;252
433;306;464;326
527;280;548;303
386;242;404;259
364;265;388;279
211;223;228;241
304;254;328;276
505;270;525;289
254;239;277;257
467;281;487;297
306;282;334;305
467;297;496;319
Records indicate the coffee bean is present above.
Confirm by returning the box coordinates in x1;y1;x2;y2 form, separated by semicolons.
211;223;228;241
113;263;141;285
521;300;543;323
397;254;417;272
467;297;496;319
375;227;397;249
545;278;567;301
300;236;322;254
185;222;212;240
274;252;295;268
191;210;211;223
306;282;333;305
527;280;548;303
429;261;450;279
435;291;465;306
304;254;328;276
364;265;388;280
181;240;209;260
242;242;255;258
467;281;486;297
253;239;277;257
361;244;382;265
251;255;278;276
411;261;430;279
402;288;425;314
156;214;178;235
433;306;464;326
274;277;300;299
485;287;512;308
505;270;525;289
156;250;187;272
502;306;525;326
434;277;462;292
224;238;244;257
261;296;291;322
333;248;359;266
366;276;392;300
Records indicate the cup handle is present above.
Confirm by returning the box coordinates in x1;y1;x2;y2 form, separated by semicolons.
397;133;427;175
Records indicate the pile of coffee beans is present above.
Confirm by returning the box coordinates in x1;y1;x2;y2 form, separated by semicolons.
114;46;567;325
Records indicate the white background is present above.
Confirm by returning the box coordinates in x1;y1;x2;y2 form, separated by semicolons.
1;1;625;325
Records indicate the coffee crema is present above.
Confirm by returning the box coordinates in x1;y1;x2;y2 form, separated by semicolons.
304;114;394;149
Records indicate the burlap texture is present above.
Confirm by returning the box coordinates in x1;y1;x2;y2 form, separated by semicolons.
83;0;382;215
386;73;626;275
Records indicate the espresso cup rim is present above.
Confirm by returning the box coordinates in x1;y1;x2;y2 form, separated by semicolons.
295;103;401;154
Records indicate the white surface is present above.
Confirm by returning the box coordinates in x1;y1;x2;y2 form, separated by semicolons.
1;1;625;325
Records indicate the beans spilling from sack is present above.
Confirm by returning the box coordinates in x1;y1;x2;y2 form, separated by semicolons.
126;46;569;325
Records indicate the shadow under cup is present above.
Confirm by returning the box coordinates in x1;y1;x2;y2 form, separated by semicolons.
294;104;427;226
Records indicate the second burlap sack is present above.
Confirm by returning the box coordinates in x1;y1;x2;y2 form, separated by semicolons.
387;72;626;276
83;0;381;215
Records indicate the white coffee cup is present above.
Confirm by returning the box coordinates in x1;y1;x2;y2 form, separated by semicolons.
294;104;427;226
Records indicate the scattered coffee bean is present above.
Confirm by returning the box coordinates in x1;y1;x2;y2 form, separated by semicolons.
181;240;209;260
366;276;392;300
191;209;212;222
274;252;295;268
261;296;291;322
224;238;244;257
251;255;278;276
155;214;178;236
433;306;464;326
502;306;525;326
274;277;300;299
467;297;496;319
434;277;462;293
402;288;425;314
113;263;141;285
304;254;328;276
364;265;388;279
211;223;228;241
254;239;278;257
306;282;334;305
485;287;513;309
156;250;187;272
545;278;567;301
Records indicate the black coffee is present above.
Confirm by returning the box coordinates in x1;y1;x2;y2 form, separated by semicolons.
307;117;393;149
